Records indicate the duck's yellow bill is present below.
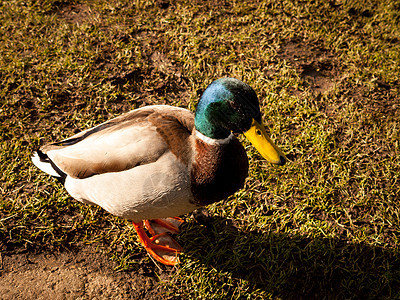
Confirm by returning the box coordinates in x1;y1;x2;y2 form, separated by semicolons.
244;119;286;165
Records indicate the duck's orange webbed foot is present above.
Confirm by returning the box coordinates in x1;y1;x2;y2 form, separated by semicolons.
132;217;184;266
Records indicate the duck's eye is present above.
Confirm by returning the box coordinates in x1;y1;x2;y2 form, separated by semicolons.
256;129;262;136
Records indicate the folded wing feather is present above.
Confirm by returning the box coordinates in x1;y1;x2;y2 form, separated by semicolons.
39;106;193;179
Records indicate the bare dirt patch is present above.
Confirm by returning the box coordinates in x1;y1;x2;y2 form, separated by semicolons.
0;247;165;299
57;3;97;25
278;36;339;93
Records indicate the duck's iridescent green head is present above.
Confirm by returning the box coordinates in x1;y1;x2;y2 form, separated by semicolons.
195;78;261;139
195;78;286;165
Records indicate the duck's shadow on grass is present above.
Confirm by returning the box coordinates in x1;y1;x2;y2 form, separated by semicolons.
178;216;400;299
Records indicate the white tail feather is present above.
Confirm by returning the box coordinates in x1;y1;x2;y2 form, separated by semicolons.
31;152;61;177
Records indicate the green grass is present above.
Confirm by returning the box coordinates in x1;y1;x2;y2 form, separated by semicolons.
1;0;400;298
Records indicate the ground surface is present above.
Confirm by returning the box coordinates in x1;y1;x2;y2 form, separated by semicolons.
1;247;162;299
1;0;400;299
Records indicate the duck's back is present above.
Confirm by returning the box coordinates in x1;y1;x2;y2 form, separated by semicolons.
40;105;195;179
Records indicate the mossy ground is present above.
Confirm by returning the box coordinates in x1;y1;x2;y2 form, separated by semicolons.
1;0;400;298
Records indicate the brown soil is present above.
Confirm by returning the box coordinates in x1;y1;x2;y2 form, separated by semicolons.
278;36;339;93
0;247;166;300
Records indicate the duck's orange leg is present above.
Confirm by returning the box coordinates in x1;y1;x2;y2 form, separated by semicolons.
144;217;184;235
132;218;184;266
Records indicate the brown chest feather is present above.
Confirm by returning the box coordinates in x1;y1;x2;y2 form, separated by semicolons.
190;137;249;206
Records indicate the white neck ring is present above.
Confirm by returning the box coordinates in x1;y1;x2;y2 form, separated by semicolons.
194;130;233;145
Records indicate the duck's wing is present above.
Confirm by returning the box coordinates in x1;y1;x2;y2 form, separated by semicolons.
33;105;195;180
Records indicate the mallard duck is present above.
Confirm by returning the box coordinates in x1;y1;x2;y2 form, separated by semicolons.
32;78;286;265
